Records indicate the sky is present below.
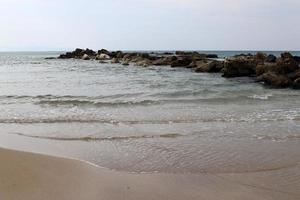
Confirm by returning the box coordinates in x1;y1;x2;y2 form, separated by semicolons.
0;0;299;51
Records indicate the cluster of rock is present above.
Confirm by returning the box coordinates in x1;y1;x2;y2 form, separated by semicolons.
58;48;300;89
223;52;300;89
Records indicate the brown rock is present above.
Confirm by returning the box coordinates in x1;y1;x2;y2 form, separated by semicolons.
195;60;224;73
82;54;91;60
223;57;257;77
170;57;193;68
258;72;291;88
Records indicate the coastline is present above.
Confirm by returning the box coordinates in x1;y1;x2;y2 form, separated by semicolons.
0;147;299;200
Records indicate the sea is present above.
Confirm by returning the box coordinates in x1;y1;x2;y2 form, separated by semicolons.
0;51;299;174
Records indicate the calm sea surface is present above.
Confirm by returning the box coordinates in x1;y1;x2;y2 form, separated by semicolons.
0;51;299;174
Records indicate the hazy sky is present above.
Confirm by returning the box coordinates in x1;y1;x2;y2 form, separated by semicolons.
0;0;299;51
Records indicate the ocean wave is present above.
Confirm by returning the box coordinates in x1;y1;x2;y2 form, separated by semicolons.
9;132;183;141
0;93;282;107
0;115;299;124
248;94;273;100
253;134;300;142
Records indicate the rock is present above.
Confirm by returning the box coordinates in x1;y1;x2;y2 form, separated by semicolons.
116;51;124;59
223;57;257;77
45;57;56;60
81;54;90;60
265;54;277;63
281;52;293;59
96;54;110;60
111;58;120;64
254;52;267;64
58;48;96;59
74;48;85;57
293;78;300;89
109;51;123;58
274;54;299;74
257;72;291;88
287;69;300;80
195;60;224;73
98;49;110;55
85;48;96;56
58;52;74;59
122;53;138;61
134;59;151;67
170;57;193;68
256;63;275;76
152;56;177;66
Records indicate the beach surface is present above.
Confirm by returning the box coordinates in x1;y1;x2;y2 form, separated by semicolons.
0;147;299;200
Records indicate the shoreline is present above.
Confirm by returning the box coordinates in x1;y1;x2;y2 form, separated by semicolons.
0;147;299;200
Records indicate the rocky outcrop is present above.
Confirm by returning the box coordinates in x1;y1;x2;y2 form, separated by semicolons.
57;49;299;89
58;48;96;59
223;56;257;77
255;53;300;88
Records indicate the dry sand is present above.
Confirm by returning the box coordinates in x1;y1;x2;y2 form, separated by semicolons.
0;147;299;200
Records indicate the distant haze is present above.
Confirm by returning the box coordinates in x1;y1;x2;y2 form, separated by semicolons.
0;0;299;51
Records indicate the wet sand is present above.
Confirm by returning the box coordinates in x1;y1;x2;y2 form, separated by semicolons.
0;148;299;200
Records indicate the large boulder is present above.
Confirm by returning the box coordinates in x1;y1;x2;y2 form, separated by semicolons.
257;72;291;88
256;63;276;76
223;57;257;77
170;57;193;68
81;54;91;60
254;52;267;64
98;49;110;55
85;48;96;56
73;48;85;58
195;60;224;73
96;54;110;60
273;53;299;74
265;54;277;63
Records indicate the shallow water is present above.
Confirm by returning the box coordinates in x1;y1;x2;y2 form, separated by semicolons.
0;51;299;174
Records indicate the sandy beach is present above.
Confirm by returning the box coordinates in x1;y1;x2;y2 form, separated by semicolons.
0;147;299;200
